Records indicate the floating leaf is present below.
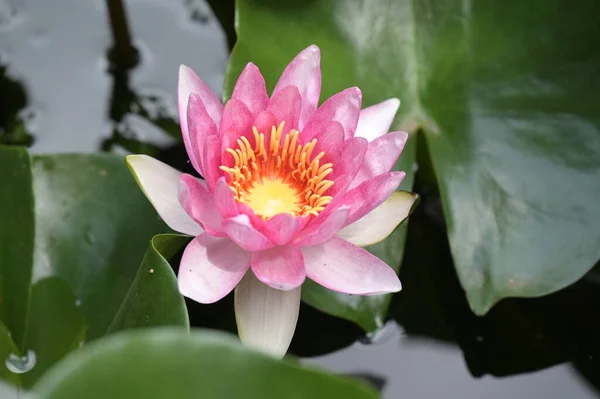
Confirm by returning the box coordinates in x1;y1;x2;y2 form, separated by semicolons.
227;0;600;317
34;328;379;399
0;148;187;387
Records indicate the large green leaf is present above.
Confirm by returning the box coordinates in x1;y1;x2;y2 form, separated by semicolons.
0;148;188;388
227;0;600;315
0;147;34;348
33;328;378;399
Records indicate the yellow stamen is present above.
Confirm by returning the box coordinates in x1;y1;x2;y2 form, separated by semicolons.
219;121;335;220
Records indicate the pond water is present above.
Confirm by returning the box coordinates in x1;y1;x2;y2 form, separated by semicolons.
1;0;598;397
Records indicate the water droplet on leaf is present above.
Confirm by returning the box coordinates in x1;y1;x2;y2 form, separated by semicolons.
5;350;36;374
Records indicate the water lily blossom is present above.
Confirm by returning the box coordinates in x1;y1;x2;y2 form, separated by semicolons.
126;45;417;358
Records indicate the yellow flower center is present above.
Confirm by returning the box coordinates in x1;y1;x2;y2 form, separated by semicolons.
220;122;334;220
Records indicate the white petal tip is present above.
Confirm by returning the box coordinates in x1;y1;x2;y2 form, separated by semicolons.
392;131;409;147
179;64;192;75
297;45;320;64
243;62;259;71
305;44;320;54
387;97;401;109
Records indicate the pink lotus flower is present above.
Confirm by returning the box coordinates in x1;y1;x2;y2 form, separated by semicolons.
126;45;417;357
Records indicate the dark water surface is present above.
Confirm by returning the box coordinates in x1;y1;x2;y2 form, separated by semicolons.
1;1;598;398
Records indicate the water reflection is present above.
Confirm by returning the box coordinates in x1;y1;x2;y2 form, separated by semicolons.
0;61;34;146
306;322;598;398
0;0;226;154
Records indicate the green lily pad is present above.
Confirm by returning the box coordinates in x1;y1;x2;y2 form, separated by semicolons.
0;147;188;387
226;0;600;317
33;328;378;399
108;234;190;333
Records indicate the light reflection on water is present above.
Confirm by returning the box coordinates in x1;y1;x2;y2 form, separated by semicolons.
305;321;597;399
0;0;226;153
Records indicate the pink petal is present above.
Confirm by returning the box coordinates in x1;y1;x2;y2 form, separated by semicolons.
293;206;349;247
186;94;218;175
179;174;224;236
253;111;278;134
273;45;321;129
222;214;274;251
327;136;368;196
231;63;269;116
338;171;406;227
201;135;222;192
305;120;345;161
266;85;302;132
302;237;401;295
178;234;251;304
302;87;362;140
214;177;239;219
262;213;306;245
178;65;223;166
219;99;255;166
351;131;408;189
251;246;305;290
355;98;400;142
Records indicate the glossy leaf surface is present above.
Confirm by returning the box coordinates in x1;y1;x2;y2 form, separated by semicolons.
0;148;187;387
34;328;379;399
226;0;600;317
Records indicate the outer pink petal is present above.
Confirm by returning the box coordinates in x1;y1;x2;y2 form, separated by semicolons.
222;214;274;251
302;237;401;295
179;174;224;236
293;206;349;247
355;98;400;142
178;65;223;164
337;171;406;227
186;94;218;175
178;234;251;304
262;213;306;245
302;87;362;140
327;136;368;196
251;246;305;290
351;131;408;189
231;63;269;116
266;85;302;132
273;45;321;129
